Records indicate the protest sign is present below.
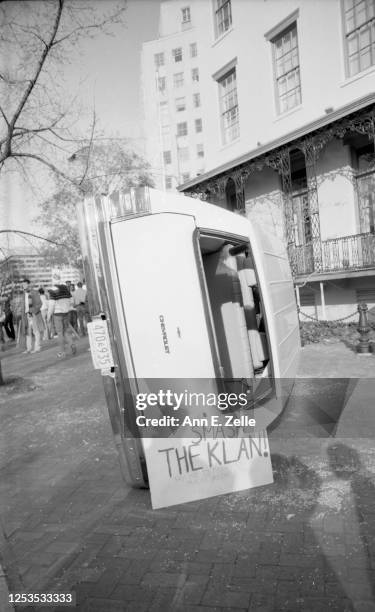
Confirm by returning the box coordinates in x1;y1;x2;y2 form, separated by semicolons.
142;430;273;509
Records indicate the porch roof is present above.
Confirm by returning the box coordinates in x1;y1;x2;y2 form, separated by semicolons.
178;92;375;193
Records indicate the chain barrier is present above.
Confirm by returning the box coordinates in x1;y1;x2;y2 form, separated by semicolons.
297;306;358;324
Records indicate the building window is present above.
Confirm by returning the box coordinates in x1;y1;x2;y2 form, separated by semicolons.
217;68;239;143
159;101;169;125
177;121;188;136
157;76;166;91
192;67;199;82
215;0;232;38
193;92;201;107
195;118;202;133
343;0;375;76
190;42;198;57
173;72;184;88
172;47;182;62
165;176;173;190
272;23;301;114
197;143;204;157
181;172;190;182
175;97;186;112
154;52;164;67
178;147;189;161
182;7;191;23
163;150;172;165
172;47;183;62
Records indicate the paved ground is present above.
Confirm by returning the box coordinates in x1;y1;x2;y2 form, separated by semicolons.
0;339;375;611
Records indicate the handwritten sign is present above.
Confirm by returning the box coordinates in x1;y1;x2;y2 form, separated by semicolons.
142;430;273;509
87;320;114;372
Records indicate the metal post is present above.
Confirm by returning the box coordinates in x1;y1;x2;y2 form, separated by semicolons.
320;282;326;320
295;285;300;308
357;302;372;354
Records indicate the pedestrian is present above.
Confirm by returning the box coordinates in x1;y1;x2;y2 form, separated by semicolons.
46;290;57;339
39;287;49;340
22;279;44;354
66;282;78;332
0;300;5;345
72;281;87;336
3;297;15;341
49;283;76;358
10;288;24;345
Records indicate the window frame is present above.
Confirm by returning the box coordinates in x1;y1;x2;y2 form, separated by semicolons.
157;76;166;92
173;72;184;88
193;92;201;108
341;0;375;77
214;0;233;39
182;6;191;23
154;52;165;68
175;96;186;112
195;118;203;133
177;121;188;137
217;66;240;144
197;143;204;158
190;42;198;57
192;67;199;82
172;47;183;63
270;21;302;116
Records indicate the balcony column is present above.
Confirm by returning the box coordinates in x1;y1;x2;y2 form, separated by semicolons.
299;136;326;273
265;147;295;273
232;168;252;214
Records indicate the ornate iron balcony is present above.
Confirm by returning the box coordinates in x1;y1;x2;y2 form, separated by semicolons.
292;232;375;276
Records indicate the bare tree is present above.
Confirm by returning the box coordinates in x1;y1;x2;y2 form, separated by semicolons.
34;140;154;267
0;0;126;185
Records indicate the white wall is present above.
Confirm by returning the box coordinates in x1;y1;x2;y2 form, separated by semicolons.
190;0;375;173
317;141;358;240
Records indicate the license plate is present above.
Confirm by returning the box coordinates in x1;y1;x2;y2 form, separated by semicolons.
87;319;114;371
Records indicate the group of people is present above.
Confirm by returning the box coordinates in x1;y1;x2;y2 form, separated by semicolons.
0;279;90;359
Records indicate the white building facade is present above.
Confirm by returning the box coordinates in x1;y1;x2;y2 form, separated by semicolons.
165;0;375;321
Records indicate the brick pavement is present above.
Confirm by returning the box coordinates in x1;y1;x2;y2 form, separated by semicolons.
1;341;375;611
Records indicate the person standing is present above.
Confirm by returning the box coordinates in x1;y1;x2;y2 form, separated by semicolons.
10;289;24;344
72;281;87;336
46;290;57;339
49;284;76;358
3;297;15;341
39;288;49;340
22;279;43;354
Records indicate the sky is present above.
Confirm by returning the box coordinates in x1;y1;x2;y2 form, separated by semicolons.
70;0;161;138
1;0;161;252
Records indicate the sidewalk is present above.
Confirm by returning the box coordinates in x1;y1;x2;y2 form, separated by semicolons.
0;341;374;611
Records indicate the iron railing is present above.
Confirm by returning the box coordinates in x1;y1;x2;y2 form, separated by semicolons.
292;232;375;276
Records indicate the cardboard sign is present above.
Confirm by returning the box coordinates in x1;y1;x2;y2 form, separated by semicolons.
142;430;273;509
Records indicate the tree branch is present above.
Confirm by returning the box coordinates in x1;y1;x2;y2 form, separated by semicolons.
10;152;83;190
2;0;65;160
52;7;126;46
79;108;96;185
0;229;66;248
